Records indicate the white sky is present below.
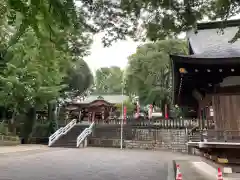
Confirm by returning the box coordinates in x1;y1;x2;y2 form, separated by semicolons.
84;33;141;72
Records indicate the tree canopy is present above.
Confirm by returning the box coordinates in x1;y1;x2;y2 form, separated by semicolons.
125;39;188;108
0;0;95;138
120;0;240;41
94;66;123;94
2;0;239;50
0;0;94;108
75;0;240;43
63;59;93;97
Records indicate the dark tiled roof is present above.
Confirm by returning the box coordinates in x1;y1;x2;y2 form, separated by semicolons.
170;54;240;64
187;26;240;58
73;95;129;104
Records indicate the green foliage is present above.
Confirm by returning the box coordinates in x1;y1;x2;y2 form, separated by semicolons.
1;0;239;50
32;122;52;138
74;0;240;43
0;0;95;111
64;59;93;97
0;122;8;135
5;0;83;47
94;66;123;94
119;0;240;41
0;1;95;137
0;31;67;112
125;39;188;107
1;0;134;48
115;100;135;114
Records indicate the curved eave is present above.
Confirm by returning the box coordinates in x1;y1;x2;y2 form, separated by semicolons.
170;54;240;64
170;54;240;107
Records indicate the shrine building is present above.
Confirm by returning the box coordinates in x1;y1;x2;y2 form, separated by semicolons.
171;19;240;167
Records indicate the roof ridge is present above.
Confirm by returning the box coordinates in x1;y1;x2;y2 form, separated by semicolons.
197;19;240;30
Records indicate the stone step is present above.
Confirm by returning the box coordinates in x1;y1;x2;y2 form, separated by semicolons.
51;145;78;148
51;124;88;148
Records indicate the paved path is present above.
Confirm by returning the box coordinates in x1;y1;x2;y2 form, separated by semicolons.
175;160;213;180
0;147;202;180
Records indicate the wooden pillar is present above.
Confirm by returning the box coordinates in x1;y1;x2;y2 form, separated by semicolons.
65;111;69;125
206;107;210;129
202;107;206;129
92;111;95;123
78;110;81;123
88;112;92;123
198;108;201;129
101;107;105;122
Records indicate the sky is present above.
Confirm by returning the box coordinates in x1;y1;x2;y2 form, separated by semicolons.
75;1;137;72
84;33;141;72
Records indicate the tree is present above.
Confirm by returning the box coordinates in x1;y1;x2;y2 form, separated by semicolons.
94;66;123;94
125;39;188;113
1;0;135;50
63;59;93;97
115;100;135;115
0;1;96;140
121;0;240;41
77;0;240;43
2;0;239;52
0;30;69;139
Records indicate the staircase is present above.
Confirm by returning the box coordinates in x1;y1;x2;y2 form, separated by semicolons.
50;124;89;148
76;122;95;147
48;119;95;148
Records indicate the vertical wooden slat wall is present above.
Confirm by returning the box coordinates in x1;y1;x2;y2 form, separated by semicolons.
212;95;240;130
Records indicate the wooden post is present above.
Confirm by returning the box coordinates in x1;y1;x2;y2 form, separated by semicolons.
84;138;88;147
200;129;203;142
92;112;95;123
88;112;91;123
78;110;81;123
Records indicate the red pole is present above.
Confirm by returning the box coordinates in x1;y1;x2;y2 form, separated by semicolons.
165;104;168;119
123;106;127;123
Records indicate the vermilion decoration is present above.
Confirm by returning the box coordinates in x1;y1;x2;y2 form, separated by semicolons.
165;104;168;119
123;106;127;121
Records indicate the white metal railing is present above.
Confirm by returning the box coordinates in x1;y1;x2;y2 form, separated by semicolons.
76;121;95;147
48;119;77;147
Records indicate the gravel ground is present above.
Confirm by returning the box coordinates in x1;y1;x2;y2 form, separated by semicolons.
0;147;200;180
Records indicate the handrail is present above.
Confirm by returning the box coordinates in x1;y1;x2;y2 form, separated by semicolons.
76;121;95;147
48;119;77;146
62;119;77;135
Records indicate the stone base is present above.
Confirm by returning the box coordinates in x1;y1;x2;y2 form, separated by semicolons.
125;140;187;153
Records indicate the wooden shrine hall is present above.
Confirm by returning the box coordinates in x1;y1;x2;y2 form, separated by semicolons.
65;95;129;124
171;19;240;166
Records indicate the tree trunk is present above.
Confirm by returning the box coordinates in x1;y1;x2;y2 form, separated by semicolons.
22;107;36;144
47;101;57;136
11;112;17;135
8;110;16;135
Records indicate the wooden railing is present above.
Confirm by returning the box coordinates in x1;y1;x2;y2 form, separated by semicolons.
94;117;198;129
